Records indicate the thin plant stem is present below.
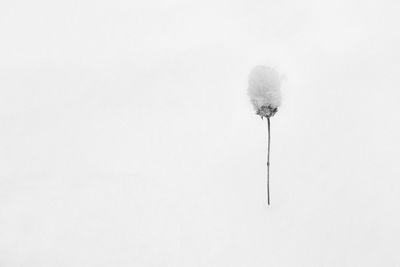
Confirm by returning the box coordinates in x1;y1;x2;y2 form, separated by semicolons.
267;117;271;206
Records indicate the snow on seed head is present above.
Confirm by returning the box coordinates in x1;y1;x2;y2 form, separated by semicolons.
248;65;282;117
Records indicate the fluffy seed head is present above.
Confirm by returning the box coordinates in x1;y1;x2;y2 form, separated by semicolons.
248;65;282;118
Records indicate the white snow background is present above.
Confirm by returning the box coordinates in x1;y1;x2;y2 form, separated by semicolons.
1;0;400;266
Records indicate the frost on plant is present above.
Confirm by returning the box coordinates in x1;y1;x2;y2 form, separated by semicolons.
248;65;282;119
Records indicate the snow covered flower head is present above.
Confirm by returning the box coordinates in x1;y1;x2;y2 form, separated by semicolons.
248;65;282;118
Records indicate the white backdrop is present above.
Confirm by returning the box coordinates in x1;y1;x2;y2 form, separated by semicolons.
1;0;400;266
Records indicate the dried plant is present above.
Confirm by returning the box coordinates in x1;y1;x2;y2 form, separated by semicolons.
248;65;283;206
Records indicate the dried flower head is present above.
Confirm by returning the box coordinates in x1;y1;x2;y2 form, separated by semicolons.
248;65;282;119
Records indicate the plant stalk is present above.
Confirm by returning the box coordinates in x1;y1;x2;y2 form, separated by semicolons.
267;117;271;206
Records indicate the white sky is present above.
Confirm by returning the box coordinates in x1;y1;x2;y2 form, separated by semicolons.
1;0;400;266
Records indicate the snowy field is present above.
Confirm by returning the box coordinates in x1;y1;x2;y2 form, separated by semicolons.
1;0;400;266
